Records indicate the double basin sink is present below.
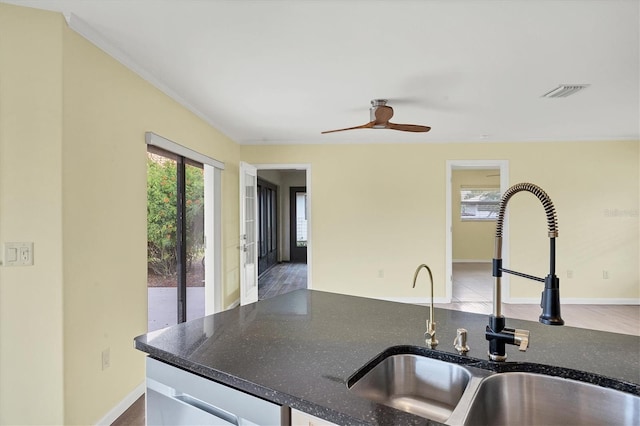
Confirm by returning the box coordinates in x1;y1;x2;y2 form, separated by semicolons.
347;347;640;425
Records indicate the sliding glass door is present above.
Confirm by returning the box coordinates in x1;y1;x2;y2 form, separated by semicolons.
147;146;205;330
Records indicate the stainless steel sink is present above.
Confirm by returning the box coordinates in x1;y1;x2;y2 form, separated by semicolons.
461;372;640;426
347;354;487;422
348;349;640;425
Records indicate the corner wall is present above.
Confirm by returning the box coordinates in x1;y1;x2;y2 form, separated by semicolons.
0;5;65;424
0;4;241;424
62;23;240;424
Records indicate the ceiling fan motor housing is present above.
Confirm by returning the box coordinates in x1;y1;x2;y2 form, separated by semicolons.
370;99;390;127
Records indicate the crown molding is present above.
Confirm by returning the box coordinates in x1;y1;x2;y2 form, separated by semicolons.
64;13;232;141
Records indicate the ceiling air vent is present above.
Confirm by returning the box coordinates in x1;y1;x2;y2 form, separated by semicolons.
541;84;590;98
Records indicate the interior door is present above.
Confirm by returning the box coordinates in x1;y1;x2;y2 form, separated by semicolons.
240;162;258;306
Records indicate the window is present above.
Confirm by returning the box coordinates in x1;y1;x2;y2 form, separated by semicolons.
460;187;501;220
295;192;307;247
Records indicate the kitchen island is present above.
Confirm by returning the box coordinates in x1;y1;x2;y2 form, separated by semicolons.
134;289;640;425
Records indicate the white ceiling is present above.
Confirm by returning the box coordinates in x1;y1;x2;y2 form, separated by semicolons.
4;0;639;145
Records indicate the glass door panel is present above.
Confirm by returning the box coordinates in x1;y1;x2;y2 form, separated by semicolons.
240;162;258;305
185;162;205;321
147;147;207;330
244;174;257;292
147;150;178;331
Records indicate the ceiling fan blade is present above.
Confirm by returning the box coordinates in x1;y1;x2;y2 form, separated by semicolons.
321;121;375;134
387;122;431;132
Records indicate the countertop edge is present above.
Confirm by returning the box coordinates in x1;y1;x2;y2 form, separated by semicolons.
135;341;374;425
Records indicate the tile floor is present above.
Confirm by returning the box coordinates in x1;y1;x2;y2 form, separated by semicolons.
452;262;492;302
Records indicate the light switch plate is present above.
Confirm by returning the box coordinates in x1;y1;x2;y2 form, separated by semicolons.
3;242;34;266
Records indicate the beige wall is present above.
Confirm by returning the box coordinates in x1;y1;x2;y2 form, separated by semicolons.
241;141;639;301
452;169;500;261
0;4;240;425
0;5;65;424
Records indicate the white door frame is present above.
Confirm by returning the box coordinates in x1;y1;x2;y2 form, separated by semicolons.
204;165;223;315
445;160;510;303
254;164;312;290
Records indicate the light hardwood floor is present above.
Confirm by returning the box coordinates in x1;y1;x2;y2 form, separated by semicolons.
111;396;144;426
435;301;639;336
259;262;307;300
445;262;639;336
112;263;638;425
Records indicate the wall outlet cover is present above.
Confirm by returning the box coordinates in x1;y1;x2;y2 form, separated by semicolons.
3;242;33;266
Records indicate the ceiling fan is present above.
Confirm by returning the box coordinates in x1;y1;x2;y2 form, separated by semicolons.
322;99;431;134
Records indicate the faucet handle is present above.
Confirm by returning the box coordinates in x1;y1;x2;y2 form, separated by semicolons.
515;329;530;351
425;320;438;349
453;328;470;354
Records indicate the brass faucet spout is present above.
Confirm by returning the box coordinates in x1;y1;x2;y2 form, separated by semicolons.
412;264;438;348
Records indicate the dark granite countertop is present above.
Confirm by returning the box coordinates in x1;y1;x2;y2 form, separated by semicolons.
134;289;640;425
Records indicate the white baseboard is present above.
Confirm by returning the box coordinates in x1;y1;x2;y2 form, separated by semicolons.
506;297;640;305
95;382;145;426
380;296;639;305
226;299;240;310
453;259;492;263
377;296;450;305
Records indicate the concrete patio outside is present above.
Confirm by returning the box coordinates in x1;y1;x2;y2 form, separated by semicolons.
147;287;205;332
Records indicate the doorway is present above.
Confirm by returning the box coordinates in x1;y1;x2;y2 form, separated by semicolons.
254;165;311;300
446;160;509;303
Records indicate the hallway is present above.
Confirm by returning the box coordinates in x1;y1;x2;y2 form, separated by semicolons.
259;262;307;300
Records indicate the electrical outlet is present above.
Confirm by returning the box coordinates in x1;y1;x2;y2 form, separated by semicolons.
377;269;384;278
603;270;610;279
566;270;573;279
102;348;110;370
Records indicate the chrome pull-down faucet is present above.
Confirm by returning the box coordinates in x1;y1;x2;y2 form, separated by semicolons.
412;264;438;349
487;183;564;361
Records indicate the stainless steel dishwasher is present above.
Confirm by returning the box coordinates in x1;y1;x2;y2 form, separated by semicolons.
146;357;286;425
